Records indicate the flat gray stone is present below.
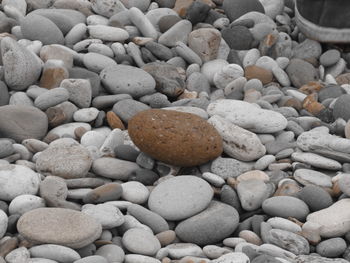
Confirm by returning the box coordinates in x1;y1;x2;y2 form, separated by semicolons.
267;229;309;255
211;157;254;179
92;157;140;180
95;245;124;263
100;65;156;98
158;20;192;47
81;203;124;229
29;244;81;263
175;201;239;246
237;179;270;211
21;14;64;45
122;228;161;256
148;175;213;221
262;196;309;221
112;99;150;123
34;88;69;111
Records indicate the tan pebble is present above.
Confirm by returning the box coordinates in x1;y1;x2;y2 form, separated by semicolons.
173;0;194;17
239;230;262;246
226;178;237;188
282;97;302;111
236;170;269;183
0;237;18;257
43;133;60;144
156;230;176;247
162;257;171;263
74;126;88;141
299;81;324;94
274;180;301;197
178;90;198;100
132;37;154;46
336;72;350;85
302;93;325;116
106;111;125;130
244;65;273;85
46;107;67;128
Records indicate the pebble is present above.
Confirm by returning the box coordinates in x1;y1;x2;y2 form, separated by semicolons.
83;52;117;73
8;194;45;215
320;49;341;67
74;256;108;263
17;207;102;248
81;203;124;229
124;254;161;263
267;229;310;255
175;201;239;245
207;99;288;133
262;196;310;221
121;181;149;204
237;179;270;211
0;210;8;239
122;228;161;256
158;19;192;47
36;141;92;179
166;243;204;259
128;109;222;167
95;244;125;263
286;59;318;88
297;185;333;212
29;244;81;263
316;238;347;258
0;164;41;201
267;217;302;233
212;252;250;263
148;175;213;221
223;0;264;21
188;28;221;62
291;152;342;170
92;157;140;180
293;169;332;187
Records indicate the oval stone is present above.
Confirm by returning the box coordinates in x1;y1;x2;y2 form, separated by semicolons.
128;109;223;167
17;208;102;249
148;175;214;221
100;65;156;98
175;201;239;245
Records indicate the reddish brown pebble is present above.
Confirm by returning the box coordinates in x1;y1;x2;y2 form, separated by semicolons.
244;65;273;85
173;0;194;17
302;93;325;116
299;81;324;94
106;111;125;130
40;67;68;90
128;109;223;167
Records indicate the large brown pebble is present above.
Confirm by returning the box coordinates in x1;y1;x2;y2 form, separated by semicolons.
128;109;223;167
244;65;273;85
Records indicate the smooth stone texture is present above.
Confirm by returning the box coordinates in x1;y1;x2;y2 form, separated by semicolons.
112;99;150;123
316;238;347;258
208;115;266;161
286;59;318;88
74;256;108;263
188;28;221;62
320;49;341;67
1;37;42;91
121;181;149;204
0;164;41;201
212;252;250;263
88;25;129;42
29;244;81;263
0;139;14;158
293;169;332;188
17;207;102;248
207;99;288;133
81;203;124;229
122;228;161;256
100;65;156;98
333;94;350;121
237;179;270;211
306;198;350;238
267;229;310;255
223;0;265;21
297;185;333;212
128;204;169;234
175;201;239;245
128;109;223;167
46;122;91;140
124;254;161;263
34;88;69;111
267;217;302;233
158;19;192;47
83;183;123;204
291;152;342;170
83;52;117;73
36;142;92;179
295;255;350;263
95;244;125;263
0;105;48;142
148;175;214;221
92;157;140;180
0;210;8;239
8;194;45;215
262;196;310;221
211;157;254;179
21;14;64;45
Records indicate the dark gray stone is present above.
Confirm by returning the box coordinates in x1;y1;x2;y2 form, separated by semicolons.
333;94;350;121
223;0;265;22
220;185;242;212
158;15;182;33
145;41;173;61
186;1;211;25
175;201;239;245
286;58;318;88
114;145;140;162
316;238;347;258
318;84;345;102
297;185;333;212
222;25;253;50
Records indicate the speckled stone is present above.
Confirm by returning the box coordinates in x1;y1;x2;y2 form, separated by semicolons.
128;109;223;167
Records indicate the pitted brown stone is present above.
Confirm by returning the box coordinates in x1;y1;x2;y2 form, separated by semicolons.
128;109;223;167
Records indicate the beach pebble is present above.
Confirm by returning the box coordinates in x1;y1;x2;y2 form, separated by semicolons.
0;210;8;239
207;99;288;133
158;19;192;47
121;181;149;204
95;244;124;262
316;238;347;258
81;203;124;229
29;244;81;263
0;164;41;201
148;175;213;221
267;229;310;255
223;0;264;21
122;228;161;256
17;207;102;248
92;157;140;180
237;179;270;211
8;194;45;215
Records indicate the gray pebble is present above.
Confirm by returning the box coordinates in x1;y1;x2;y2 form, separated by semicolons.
34;88;69;111
316;238;347;258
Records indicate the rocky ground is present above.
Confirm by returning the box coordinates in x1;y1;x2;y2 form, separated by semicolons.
1;0;350;262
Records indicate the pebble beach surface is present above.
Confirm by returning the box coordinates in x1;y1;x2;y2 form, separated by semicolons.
2;0;350;262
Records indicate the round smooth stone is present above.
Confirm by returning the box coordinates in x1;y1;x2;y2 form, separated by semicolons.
333;94;350;121
0;139;14;158
267;229;310;255
320;49;341;67
83;183;123;204
95;244;124;263
21;14;64;45
316;237;347;258
286;59;318;88
223;0;265;21
297;185;333;212
81;204;124;229
237;179;270;211
121;181;149;204
8;194;45;215
0;105;48;142
0;164;41;201
87;25;129;42
74;255;108;263
122;228;161;256
36;142;92;179
175;201;239;246
128;109;223;167
124;254;161;263
17;207;102;248
148;175;214;221
262;196;310;221
100;65;156;98
29;244;81;263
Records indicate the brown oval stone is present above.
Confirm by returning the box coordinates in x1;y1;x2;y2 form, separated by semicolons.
302;93;325;116
244;65;273;85
128;109;223;167
106;111;125;130
299;81;324;94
